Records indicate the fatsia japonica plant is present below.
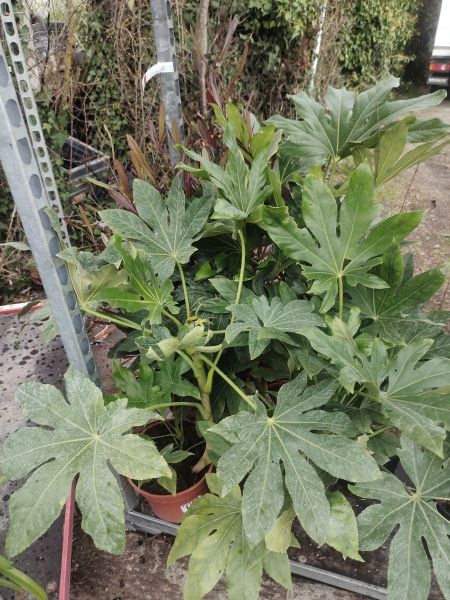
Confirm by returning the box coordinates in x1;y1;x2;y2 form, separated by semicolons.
2;77;450;600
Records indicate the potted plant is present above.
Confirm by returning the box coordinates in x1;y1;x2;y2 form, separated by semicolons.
1;77;450;600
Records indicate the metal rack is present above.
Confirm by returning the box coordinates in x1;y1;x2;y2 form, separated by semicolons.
0;2;386;599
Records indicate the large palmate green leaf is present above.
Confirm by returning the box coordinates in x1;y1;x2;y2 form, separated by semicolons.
0;368;170;557
356;118;450;187
179;126;281;223
167;475;292;600
351;242;445;342
351;438;450;600
262;165;423;311
225;296;323;358
267;77;446;166
208;374;380;546
305;328;450;456
99;177;212;279
92;239;178;325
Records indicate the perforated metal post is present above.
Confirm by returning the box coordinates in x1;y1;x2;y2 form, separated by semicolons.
150;0;184;164
0;41;98;382
0;0;70;244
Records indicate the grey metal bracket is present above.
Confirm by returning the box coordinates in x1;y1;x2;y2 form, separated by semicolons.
0;39;98;382
0;0;70;244
149;0;184;164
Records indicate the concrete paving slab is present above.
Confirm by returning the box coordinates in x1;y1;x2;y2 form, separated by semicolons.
0;313;68;599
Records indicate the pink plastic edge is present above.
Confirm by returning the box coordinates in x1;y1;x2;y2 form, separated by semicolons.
1;302;73;600
0;301;44;316
59;482;76;600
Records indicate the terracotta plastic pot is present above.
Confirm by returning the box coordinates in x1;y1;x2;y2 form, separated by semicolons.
129;467;211;523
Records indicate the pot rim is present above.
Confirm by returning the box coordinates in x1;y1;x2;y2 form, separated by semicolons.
128;464;213;501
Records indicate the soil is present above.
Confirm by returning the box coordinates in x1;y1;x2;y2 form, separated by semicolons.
138;421;207;495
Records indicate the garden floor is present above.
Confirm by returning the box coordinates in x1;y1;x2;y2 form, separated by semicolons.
1;100;450;599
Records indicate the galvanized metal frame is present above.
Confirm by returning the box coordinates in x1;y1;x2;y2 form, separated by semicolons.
0;0;70;244
149;0;184;163
0;36;98;382
0;3;388;598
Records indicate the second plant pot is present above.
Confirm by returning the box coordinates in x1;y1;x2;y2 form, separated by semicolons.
129;468;211;523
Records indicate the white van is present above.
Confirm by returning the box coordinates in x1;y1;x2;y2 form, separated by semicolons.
427;0;450;88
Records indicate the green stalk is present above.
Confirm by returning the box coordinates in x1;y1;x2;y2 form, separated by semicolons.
82;307;143;331
148;401;210;421
177;261;190;319
368;426;391;438
205;226;246;390
177;351;212;421
199;354;256;411
161;308;182;327
337;274;344;320
0;556;47;600
235;228;246;306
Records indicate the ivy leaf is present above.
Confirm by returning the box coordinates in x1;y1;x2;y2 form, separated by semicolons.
0;367;170;557
351;438;450;600
209;374;380;546
305;329;450;456
179;126;281;223
99;177;212;279
351;242;445;342
267;77;445;165
262;165;423;311
225;296;324;358
167;476;292;600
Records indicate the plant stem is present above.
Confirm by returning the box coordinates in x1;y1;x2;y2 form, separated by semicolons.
177;351;212;421
205;226;246;390
82;307;143;331
328;157;338;185
149;401;209;421
199;354;256;410
194;344;223;353
177;261;190;319
368;426;391;438
161;308;182;327
0;556;47;600
338;274;344;320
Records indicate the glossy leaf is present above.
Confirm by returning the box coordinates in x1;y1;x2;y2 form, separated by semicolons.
210;374;380;546
305;328;450;456
373;118;450;186
351;242;445;342
99;177;212;279
262;165;422;311
351;438;450;600
0;368;170;557
267;77;446;165
179;126;281;222
325;491;361;561
58;247;127;309
167;476;292;600
225;296;324;358
92;239;178;325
